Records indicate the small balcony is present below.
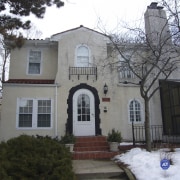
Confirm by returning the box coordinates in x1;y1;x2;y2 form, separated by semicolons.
69;67;97;80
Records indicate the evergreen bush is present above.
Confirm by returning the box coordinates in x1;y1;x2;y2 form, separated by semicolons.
0;135;75;180
107;128;122;143
60;133;76;144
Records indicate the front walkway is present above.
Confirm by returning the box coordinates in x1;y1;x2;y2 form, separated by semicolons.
73;159;129;179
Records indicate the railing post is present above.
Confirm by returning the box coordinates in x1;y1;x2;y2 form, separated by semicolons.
132;120;135;146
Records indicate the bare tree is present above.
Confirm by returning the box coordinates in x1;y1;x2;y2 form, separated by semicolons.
0;36;10;92
159;0;180;44
0;25;42;93
105;2;180;151
0;0;64;93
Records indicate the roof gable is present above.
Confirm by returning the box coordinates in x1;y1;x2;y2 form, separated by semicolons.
51;25;108;41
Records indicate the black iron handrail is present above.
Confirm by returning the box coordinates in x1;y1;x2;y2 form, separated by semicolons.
132;124;180;145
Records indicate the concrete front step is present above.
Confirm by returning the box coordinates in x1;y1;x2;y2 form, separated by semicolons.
76;171;127;180
73;151;119;160
73;160;128;180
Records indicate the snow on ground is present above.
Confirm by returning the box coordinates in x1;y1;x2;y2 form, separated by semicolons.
114;147;180;180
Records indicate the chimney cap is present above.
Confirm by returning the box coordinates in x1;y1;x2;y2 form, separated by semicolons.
148;2;163;9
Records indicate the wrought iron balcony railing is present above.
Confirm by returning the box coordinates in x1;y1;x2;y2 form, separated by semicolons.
69;67;97;80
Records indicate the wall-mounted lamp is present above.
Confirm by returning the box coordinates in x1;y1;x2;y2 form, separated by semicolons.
103;83;108;95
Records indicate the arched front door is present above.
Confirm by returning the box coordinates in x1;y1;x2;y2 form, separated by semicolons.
73;89;95;136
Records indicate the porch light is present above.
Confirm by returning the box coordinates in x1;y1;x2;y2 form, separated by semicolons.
103;83;108;95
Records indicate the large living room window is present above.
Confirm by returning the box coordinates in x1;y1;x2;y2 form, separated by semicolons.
37;100;51;127
19;99;33;127
17;98;52;128
28;50;41;74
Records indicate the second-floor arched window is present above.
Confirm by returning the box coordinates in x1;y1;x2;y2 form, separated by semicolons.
76;45;90;67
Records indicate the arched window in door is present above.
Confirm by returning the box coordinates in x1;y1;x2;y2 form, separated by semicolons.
77;94;90;121
76;45;90;67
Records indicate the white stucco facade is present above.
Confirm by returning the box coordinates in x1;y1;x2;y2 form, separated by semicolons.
0;3;179;141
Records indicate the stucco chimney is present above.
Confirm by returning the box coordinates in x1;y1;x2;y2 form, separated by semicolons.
147;2;163;9
144;2;171;45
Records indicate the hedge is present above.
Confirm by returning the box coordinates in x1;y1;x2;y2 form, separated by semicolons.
0;135;75;180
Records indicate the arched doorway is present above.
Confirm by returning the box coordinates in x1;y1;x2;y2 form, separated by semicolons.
66;83;101;136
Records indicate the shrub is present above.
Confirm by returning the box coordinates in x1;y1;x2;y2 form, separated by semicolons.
60;133;76;144
0;135;75;180
107;128;122;143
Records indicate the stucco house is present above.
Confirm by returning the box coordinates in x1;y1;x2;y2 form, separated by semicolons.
0;3;180;142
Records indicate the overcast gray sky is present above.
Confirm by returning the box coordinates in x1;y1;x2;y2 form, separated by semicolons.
30;0;154;38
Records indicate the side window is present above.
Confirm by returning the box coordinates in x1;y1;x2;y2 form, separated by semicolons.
28;50;41;74
76;45;90;67
128;99;142;123
17;98;52;128
119;55;134;79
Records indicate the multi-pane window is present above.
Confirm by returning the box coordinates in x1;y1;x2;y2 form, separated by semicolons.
38;100;51;127
119;55;134;79
119;66;135;79
77;94;90;121
129;100;142;123
28;50;41;74
19;100;33;127
17;98;52;128
76;46;89;67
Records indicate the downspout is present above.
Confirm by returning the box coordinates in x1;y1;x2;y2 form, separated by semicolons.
55;83;58;137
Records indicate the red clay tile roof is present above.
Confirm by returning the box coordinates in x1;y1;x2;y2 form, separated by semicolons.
4;79;55;84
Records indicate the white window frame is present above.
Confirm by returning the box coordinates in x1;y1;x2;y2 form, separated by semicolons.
16;98;53;129
118;55;135;79
27;49;42;75
75;44;91;67
128;99;144;124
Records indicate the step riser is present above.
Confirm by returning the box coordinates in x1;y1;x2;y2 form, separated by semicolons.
74;146;109;152
73;136;119;160
76;136;107;143
73;152;119;160
75;142;108;147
